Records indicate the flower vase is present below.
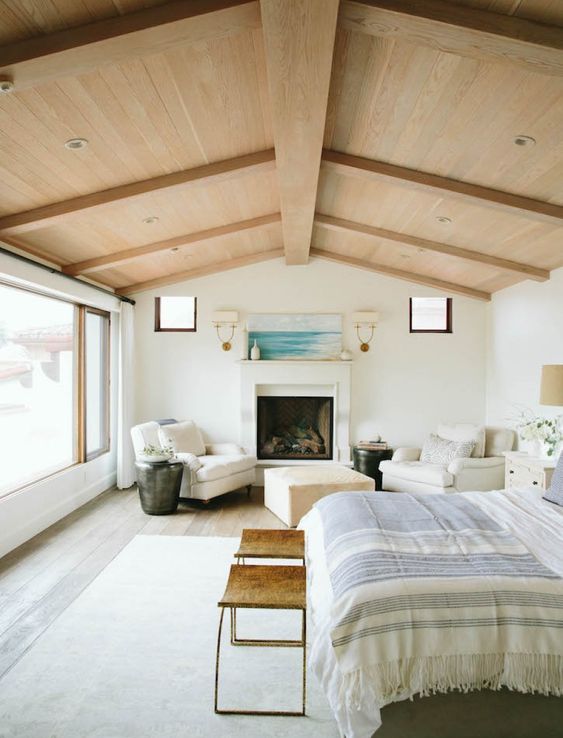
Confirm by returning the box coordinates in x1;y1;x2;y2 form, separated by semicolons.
527;440;542;458
250;339;260;361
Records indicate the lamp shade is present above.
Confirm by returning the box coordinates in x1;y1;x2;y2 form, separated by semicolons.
539;364;563;406
352;311;379;325
211;311;238;324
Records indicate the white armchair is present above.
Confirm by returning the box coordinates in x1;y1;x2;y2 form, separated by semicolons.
131;420;256;502
380;426;515;494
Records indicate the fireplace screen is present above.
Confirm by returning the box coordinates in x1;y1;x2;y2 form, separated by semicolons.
257;396;334;460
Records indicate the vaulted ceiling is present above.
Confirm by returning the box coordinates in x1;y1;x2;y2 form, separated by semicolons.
0;0;562;300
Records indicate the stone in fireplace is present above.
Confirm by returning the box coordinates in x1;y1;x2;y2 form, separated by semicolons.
257;396;334;460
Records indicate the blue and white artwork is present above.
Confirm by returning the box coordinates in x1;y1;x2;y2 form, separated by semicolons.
247;314;342;360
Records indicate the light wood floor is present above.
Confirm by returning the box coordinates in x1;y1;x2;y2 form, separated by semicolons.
0;485;282;680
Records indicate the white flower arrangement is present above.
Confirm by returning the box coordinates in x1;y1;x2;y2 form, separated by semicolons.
514;408;563;457
139;443;175;461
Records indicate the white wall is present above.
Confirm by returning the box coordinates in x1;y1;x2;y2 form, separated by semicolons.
486;266;563;435
0;252;122;558
133;257;487;449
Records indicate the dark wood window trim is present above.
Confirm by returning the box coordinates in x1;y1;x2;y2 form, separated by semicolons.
409;297;452;334
154;296;197;332
83;307;111;462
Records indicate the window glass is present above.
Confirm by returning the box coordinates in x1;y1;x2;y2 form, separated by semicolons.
85;310;110;459
410;297;452;333
155;296;197;331
0;284;77;496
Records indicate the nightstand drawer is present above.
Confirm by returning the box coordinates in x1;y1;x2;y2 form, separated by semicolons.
507;463;545;489
505;454;554;492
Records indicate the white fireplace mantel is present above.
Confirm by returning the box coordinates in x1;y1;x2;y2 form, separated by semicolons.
239;360;352;466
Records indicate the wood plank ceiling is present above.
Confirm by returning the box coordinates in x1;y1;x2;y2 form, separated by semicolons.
0;0;561;300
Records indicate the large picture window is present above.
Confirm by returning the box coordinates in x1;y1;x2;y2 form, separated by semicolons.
0;283;110;497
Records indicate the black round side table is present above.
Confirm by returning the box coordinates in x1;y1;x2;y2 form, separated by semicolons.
352;447;393;491
135;459;184;515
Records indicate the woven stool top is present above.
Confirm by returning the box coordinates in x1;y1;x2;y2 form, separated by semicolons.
235;528;305;560
218;565;306;610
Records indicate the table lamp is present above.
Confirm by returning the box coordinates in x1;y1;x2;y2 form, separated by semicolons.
540;365;563;406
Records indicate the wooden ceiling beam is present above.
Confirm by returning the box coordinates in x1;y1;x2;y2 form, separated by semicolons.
340;0;563;76
117;248;284;295
322;150;563;227
260;0;339;265
63;212;281;275
311;247;491;301
0;0;260;91
315;213;550;282
0;149;276;236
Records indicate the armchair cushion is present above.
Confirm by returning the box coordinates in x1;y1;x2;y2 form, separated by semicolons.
158;420;206;456
379;460;454;488
437;423;485;458
447;456;504;475
205;443;245;455
392;447;421;462
195;454;257;483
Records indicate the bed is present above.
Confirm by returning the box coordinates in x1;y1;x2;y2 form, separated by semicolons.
300;487;563;738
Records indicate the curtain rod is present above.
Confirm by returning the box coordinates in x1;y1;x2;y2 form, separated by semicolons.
0;245;136;306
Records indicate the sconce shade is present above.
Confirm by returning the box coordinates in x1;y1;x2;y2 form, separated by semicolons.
352;311;379;325
212;311;239;324
540;364;563;406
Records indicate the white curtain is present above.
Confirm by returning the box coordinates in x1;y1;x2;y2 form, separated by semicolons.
117;302;136;488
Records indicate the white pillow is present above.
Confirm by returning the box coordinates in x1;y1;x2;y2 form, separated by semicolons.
158;421;206;456
437;423;485;458
421;434;475;465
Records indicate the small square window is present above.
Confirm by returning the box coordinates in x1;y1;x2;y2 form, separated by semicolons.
409;297;452;333
155;296;197;332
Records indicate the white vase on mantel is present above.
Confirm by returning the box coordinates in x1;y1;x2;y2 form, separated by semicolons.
340;349;353;361
250;340;260;361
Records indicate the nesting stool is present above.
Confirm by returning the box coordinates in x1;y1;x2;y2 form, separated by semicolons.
214;564;307;716
234;528;305;564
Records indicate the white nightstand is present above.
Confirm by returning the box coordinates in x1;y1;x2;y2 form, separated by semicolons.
505;452;556;492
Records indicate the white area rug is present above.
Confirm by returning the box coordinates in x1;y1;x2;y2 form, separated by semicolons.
0;536;339;738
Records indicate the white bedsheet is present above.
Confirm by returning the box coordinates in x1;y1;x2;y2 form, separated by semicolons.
300;488;563;738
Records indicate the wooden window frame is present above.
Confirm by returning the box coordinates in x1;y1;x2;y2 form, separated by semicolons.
0;282;112;498
81;306;111;463
154;296;197;332
409;297;452;334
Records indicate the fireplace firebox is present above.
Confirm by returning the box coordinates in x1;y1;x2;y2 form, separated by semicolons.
257;396;334;460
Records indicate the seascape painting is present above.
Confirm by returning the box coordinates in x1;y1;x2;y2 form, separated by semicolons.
247;313;342;360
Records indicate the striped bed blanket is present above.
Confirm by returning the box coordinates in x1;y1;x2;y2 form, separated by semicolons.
310;491;563;729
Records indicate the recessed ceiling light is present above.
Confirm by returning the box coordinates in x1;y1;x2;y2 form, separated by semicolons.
143;216;159;224
513;135;536;147
64;137;88;150
436;216;452;224
0;78;14;94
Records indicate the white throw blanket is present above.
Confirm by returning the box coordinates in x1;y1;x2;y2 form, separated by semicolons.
301;488;563;738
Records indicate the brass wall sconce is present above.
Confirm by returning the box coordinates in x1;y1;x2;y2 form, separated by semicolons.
352;312;379;352
212;311;239;351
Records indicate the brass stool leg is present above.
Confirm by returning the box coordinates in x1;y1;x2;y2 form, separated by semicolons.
214;607;226;713
215;605;307;716
302;608;307;715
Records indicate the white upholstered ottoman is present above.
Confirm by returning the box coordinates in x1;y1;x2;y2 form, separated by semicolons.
264;466;375;527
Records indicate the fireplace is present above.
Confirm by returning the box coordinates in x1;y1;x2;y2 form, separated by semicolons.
257;396;334;460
